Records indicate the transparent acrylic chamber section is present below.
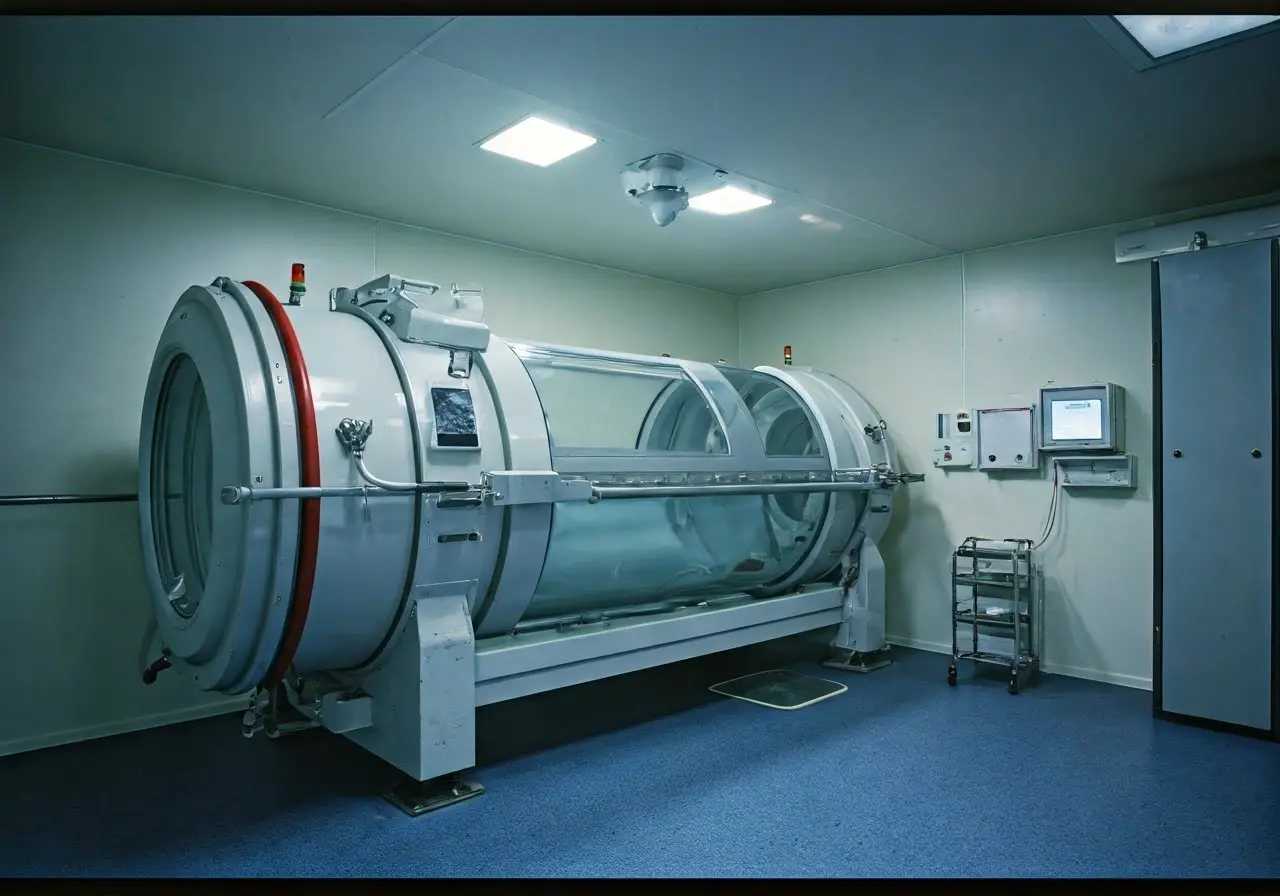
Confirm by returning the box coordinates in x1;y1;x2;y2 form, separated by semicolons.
717;366;823;458
511;347;838;621
513;346;729;455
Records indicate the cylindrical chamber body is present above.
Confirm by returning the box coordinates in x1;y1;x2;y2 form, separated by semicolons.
138;279;896;694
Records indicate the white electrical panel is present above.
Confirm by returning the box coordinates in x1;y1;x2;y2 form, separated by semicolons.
976;407;1039;471
933;410;976;469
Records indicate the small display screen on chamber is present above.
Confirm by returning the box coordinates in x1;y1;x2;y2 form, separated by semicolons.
1050;398;1103;441
430;387;479;448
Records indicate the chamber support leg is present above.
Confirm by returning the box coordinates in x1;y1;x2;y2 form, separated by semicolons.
823;538;892;674
379;591;482;816
339;590;482;815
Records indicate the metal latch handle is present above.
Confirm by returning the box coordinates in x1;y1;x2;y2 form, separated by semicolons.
399;277;441;295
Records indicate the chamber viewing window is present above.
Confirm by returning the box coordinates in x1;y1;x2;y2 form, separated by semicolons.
149;354;214;619
514;347;727;455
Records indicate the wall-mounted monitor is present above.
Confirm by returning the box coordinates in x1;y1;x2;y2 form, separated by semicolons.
1039;383;1125;453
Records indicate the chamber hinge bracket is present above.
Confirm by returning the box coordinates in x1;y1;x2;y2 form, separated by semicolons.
335;275;491;354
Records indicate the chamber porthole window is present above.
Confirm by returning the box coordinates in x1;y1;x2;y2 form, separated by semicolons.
150;354;214;619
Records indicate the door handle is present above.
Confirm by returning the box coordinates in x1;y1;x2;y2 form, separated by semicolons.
1172;449;1182;458
1252;449;1263;458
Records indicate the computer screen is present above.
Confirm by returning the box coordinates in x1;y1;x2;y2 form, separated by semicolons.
1050;398;1103;441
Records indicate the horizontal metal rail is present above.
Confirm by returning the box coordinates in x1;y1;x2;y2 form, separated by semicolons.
10;473;920;509
0;493;139;507
220;482;475;505
222;471;924;506
589;480;883;501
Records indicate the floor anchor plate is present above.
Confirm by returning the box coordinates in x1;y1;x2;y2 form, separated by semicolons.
822;647;893;674
384;775;485;817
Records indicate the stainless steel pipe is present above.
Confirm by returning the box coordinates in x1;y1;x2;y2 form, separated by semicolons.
589;480;881;501
220;482;476;505
0;493;138;507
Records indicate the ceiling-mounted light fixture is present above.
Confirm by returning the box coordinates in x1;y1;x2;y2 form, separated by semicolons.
1085;14;1280;70
1116;14;1278;56
479;116;597;167
689;186;773;216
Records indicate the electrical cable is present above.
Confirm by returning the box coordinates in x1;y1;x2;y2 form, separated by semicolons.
1035;469;1059;547
1031;463;1062;549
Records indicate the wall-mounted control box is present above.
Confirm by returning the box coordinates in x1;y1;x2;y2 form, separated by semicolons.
933;410;976;469
976;406;1039;471
1053;454;1136;489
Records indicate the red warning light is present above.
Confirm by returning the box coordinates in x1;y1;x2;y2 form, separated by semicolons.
287;263;307;305
783;345;793;366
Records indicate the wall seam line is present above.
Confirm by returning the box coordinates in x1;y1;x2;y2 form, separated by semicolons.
960;252;968;408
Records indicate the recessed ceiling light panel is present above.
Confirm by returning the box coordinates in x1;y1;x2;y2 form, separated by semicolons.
1114;14;1280;57
688;186;773;216
479;116;597;167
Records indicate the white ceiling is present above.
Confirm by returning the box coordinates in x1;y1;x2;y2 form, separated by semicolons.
3;15;1279;295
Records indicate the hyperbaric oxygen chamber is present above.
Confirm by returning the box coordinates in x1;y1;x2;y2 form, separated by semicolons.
138;271;923;799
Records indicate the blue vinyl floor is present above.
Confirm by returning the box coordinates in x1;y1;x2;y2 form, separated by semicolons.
1;639;1277;878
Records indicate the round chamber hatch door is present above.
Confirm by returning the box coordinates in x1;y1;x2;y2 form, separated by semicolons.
137;282;302;694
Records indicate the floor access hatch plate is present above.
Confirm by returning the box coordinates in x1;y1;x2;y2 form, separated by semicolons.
708;669;847;710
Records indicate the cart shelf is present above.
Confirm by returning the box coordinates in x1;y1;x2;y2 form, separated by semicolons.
953;611;1029;628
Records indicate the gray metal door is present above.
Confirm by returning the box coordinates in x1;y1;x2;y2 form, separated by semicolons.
1159;239;1274;731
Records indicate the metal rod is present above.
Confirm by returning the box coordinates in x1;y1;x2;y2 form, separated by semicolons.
589;480;880;501
223;486;370;505
221;482;476;505
0;493;138;507
222;467;919;506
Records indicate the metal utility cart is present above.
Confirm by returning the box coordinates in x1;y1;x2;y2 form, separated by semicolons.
948;537;1041;694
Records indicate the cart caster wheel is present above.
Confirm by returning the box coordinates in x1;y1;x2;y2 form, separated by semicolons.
947;665;957;687
1008;679;1019;695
